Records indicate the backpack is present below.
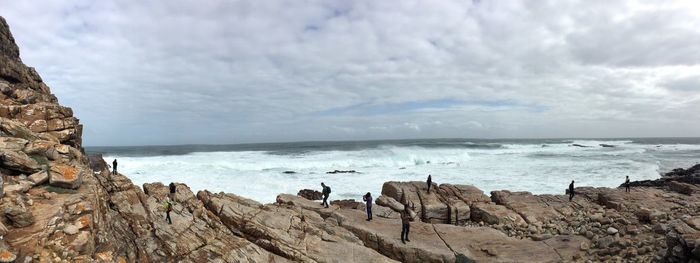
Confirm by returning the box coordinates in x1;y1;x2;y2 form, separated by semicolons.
325;186;332;194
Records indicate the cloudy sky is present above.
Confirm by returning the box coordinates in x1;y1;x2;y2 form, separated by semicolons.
2;1;700;146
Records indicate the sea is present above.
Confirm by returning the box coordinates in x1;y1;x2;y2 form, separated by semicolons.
86;138;700;204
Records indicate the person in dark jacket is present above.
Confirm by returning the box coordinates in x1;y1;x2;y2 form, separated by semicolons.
112;159;118;174
363;192;373;221
569;180;575;201
169;182;177;201
427;174;432;193
321;183;331;208
400;204;413;244
164;200;173;224
625;176;630;193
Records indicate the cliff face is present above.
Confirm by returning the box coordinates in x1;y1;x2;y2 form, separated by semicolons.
0;16;287;262
0;18;82;149
1;16;700;263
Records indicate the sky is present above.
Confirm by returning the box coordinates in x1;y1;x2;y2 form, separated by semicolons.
1;0;700;146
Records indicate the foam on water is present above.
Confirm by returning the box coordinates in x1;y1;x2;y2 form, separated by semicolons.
103;140;700;203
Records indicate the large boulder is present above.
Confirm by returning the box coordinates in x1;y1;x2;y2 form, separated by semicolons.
418;188;451;223
0;148;40;174
3;180;32;196
0;137;27;151
438;184;490;204
491;191;565;224
49;164;83;189
470;202;526;226
376;195;405;212
0;117;38;141
28;170;48;185
668;181;695;195
443;197;470;224
4;205;34;227
297;189;323;200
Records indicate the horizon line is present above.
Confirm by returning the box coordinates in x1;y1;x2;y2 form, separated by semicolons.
83;136;700;148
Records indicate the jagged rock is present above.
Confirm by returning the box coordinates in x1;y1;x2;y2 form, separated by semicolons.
49;164;82;189
70;231;91;253
376;195;404;211
0;250;16;263
470;202;526;226
381;181;452;223
0;148;40;173
0;118;38;141
0;221;7;236
438;184;490;204
200;191;396;262
331;199;362;209
491;190;566;224
28;170;48;185
297;188;323;200
0;136;26;151
3;180;32;195
4;205;34;227
332;208;570;262
444;197;471;224
63;224;79;235
668;181;695;195
381;181;424;208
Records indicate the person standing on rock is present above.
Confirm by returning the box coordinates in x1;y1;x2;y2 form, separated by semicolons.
625;176;630;193
321;183;331;208
427;174;432;193
112;159;118;175
363;192;373;221
568;180;575;201
169;182;177;201
400;203;413;244
164;200;173;224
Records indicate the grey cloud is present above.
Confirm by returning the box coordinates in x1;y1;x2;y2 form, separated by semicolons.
1;0;699;146
663;75;700;92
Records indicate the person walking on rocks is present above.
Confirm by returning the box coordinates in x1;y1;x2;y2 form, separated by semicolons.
625;176;630;193
568;180;575;201
363;192;373;221
164;200;173;224
400;203;413;244
426;174;432;193
321;183;331;208
112;159;118;174
169;182;177;201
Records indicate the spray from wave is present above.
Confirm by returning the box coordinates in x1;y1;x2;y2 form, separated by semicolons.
93;139;700;203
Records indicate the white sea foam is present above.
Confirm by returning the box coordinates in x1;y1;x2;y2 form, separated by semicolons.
106;140;700;204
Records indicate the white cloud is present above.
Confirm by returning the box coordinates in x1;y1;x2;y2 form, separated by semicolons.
1;0;699;145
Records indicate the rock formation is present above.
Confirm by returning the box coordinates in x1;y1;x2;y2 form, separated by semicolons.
1;15;699;262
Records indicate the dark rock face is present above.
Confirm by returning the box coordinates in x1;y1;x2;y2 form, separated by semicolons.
571;144;591;147
666;164;700;178
327;169;358;174
0;18;19;60
297;188;323;200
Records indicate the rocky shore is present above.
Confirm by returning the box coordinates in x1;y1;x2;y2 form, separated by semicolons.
1;16;700;262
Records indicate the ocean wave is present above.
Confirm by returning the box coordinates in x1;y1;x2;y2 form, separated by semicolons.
97;139;700;203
